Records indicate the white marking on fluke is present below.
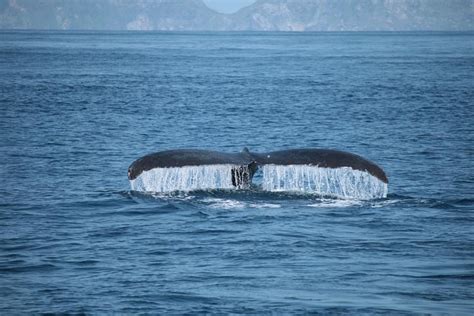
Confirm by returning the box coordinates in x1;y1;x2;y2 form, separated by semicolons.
261;165;387;200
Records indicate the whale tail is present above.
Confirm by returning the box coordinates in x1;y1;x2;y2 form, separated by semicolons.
128;148;388;198
231;161;258;188
252;149;388;184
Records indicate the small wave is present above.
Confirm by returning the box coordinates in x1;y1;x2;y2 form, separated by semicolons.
413;273;474;280
127;188;394;209
307;199;364;208
88;226;129;238
249;203;281;209
452;198;474;206
0;263;59;273
368;199;400;208
70;259;99;266
203;198;246;210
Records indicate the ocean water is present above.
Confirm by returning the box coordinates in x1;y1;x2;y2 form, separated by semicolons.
1;31;473;314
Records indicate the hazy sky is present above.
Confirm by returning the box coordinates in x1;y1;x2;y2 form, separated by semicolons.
203;0;256;14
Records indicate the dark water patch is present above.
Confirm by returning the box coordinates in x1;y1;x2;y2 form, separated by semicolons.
451;198;474;206
87;226;131;238
413;274;474;281
0;263;59;273
429;200;457;209
382;291;471;302
146;250;171;256
182;228;243;235
316;307;415;315
111;203;181;216
0;259;27;268
66;259;100;266
56;197;134;211
79;203;182;220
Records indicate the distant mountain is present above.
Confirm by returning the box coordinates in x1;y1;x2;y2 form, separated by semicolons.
1;0;473;31
232;0;474;31
0;0;230;30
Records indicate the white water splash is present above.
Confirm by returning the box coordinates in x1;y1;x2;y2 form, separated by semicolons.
203;198;247;209
130;164;388;200
261;165;388;200
308;199;364;208
130;165;241;192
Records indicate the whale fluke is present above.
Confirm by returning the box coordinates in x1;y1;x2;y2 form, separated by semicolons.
127;149;255;181
128;148;388;196
252;149;388;184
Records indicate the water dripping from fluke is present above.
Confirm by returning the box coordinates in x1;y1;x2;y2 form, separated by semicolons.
130;164;251;192
261;165;387;200
128;148;389;200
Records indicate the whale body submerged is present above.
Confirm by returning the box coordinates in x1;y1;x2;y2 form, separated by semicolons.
127;148;388;198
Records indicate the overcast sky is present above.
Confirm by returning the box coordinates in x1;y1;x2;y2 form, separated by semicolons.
203;0;256;14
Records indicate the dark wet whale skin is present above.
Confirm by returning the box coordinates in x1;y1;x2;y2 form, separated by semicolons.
128;148;388;184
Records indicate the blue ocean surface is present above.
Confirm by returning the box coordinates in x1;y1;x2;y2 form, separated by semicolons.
0;31;473;314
